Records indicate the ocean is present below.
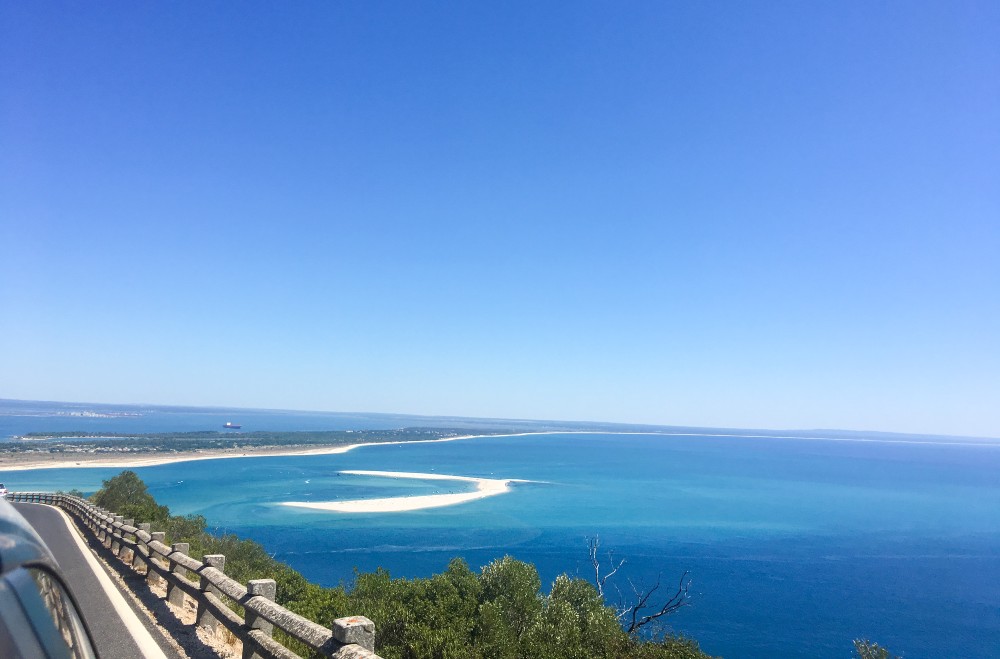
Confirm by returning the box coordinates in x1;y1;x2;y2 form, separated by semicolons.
2;400;998;658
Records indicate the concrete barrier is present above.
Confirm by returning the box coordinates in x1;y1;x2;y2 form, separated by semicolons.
10;492;380;659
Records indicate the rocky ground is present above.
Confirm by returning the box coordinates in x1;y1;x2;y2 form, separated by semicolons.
93;544;241;659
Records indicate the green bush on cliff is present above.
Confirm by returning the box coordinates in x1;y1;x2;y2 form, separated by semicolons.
853;639;901;659
345;557;713;659
91;470;170;524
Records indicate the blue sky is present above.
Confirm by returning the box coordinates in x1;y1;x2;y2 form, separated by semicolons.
2;2;998;436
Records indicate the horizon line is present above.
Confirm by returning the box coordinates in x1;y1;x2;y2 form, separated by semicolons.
1;396;997;443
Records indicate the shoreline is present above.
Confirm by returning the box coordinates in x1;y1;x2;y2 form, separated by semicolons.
0;434;485;472
3;429;998;474
281;469;530;513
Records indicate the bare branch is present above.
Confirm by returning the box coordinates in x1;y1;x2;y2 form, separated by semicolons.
587;535;692;635
587;536;625;599
612;582;629;622
626;570;692;634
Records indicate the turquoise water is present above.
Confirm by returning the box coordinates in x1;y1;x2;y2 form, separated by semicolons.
7;431;1000;658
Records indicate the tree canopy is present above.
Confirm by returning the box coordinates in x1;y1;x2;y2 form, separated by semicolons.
91;470;170;524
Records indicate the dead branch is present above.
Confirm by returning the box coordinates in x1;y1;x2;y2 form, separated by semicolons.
624;570;692;634
587;536;625;599
587;535;692;634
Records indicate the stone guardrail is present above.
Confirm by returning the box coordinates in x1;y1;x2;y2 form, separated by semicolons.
10;492;381;659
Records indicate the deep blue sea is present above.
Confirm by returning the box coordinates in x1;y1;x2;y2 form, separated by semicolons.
3;400;999;658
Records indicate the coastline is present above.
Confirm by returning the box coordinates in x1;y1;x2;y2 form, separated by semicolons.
0;434;484;472
3;429;997;474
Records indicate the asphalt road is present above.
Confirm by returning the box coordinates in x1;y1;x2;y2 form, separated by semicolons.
14;502;173;659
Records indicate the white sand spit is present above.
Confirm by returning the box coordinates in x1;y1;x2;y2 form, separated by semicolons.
281;470;526;513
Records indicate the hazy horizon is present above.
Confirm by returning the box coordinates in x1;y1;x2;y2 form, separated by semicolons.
3;396;998;442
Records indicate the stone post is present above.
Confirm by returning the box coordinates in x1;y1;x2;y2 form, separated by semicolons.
101;511;113;548
167;543;190;607
243;579;276;659
121;519;134;562
111;516;124;555
197;555;226;632
147;532;166;585
133;523;151;571
332;616;376;652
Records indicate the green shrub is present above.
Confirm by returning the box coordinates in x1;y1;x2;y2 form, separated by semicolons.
854;639;900;659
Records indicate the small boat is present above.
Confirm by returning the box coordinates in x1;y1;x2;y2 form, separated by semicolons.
223;422;242;429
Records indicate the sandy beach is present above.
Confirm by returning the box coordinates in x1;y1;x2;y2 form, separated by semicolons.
0;434;485;472
0;444;352;472
4;429;987;475
0;430;577;473
281;470;525;513
8;430;704;473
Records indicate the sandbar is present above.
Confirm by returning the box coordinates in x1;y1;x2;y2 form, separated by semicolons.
281;469;526;513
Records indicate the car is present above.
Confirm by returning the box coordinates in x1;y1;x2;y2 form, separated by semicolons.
0;484;8;498
0;497;98;658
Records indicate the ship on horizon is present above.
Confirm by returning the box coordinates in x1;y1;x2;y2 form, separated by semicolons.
223;422;241;429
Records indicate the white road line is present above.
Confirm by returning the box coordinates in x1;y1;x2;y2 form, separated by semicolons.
51;506;168;659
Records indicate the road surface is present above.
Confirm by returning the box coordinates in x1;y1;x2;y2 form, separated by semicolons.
14;502;173;659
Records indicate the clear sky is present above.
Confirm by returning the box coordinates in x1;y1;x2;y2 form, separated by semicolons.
2;2;998;437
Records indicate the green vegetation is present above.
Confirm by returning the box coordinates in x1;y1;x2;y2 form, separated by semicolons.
853;639;901;659
89;471;716;659
2;428;506;458
91;469;170;522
